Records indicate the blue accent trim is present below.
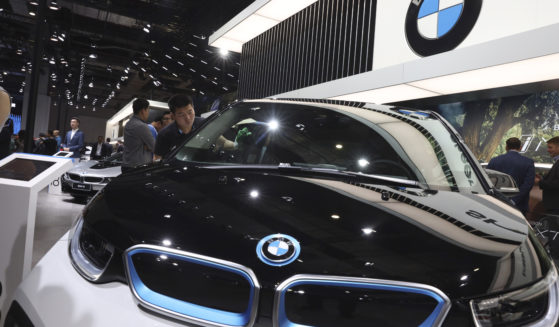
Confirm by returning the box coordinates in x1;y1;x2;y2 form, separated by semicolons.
437;4;463;37
398;109;430;117
127;248;255;326
256;234;301;267
418;0;439;19
278;280;446;327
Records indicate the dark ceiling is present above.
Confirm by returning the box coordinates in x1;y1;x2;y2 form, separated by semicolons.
0;0;253;120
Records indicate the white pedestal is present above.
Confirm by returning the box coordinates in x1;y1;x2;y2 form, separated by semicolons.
0;153;73;323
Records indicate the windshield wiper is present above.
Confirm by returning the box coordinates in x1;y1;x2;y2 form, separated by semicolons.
198;163;426;190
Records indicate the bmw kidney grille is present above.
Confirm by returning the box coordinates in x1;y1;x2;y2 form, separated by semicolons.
274;275;451;327
124;245;260;327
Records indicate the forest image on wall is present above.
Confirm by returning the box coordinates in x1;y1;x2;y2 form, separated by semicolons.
436;90;559;164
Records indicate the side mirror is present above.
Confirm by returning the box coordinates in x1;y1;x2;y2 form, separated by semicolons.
484;168;520;197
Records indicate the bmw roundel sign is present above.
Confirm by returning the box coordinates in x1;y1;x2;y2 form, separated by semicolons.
405;0;482;56
256;234;301;267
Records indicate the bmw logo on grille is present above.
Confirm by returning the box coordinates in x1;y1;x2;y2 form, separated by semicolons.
256;234;300;267
405;0;482;57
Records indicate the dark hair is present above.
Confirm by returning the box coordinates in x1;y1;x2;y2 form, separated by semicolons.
168;94;193;113
506;137;521;150
70;117;80;124
133;98;150;114
106;137;111;142
548;136;559;145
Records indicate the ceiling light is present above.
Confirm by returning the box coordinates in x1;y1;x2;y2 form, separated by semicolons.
89;53;97;59
362;227;376;235
29;11;36;16
88;82;93;88
143;27;150;33
172;46;180;51
29;1;38;5
84;94;88;99
50;35;58;42
219;48;229;56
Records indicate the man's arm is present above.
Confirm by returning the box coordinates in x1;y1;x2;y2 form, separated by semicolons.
139;124;155;152
486;157;497;170
540;164;559;190
512;161;535;204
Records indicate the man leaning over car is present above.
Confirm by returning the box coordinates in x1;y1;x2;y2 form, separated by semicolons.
536;136;559;216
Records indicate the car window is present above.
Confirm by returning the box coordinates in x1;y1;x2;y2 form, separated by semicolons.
175;102;485;193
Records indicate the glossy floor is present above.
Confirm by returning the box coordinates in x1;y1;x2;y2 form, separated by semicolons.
33;188;85;266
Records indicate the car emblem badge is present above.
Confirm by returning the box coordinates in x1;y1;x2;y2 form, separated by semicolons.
257;234;300;267
405;0;482;57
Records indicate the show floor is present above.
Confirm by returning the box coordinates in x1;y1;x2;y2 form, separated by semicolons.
33;188;85;267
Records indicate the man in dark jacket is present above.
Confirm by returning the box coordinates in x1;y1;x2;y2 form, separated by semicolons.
536;136;559;215
487;137;535;215
91;136;111;159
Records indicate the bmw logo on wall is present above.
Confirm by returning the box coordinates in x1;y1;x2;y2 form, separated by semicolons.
256;234;300;267
405;0;482;57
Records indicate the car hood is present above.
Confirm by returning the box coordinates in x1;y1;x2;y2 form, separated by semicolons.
68;160;122;177
84;164;547;300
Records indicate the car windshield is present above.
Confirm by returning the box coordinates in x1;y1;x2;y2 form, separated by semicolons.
102;152;123;163
174;101;485;193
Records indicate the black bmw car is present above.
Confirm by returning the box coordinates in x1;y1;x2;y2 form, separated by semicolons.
6;99;558;327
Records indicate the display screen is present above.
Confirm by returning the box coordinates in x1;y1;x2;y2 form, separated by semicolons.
53;151;72;157
0;158;55;181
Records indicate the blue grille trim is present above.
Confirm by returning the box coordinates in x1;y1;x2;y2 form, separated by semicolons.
125;246;260;327
274;275;451;327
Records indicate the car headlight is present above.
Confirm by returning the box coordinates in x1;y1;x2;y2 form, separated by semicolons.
470;264;559;326
68;216;114;281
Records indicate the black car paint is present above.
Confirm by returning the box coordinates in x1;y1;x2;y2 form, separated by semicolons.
81;161;552;326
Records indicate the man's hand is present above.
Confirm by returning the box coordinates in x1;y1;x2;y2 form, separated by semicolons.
63;147;69;151
535;174;542;184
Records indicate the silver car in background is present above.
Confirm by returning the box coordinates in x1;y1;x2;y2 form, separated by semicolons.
61;152;122;199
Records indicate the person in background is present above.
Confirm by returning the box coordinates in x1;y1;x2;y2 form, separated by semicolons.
91;135;111;160
14;130;25;152
487;137;535;215
148;117;158;140
122;98;154;172
116;140;124;153
53;129;62;150
161;111;172;129
62;117;84;158
0;115;13;159
536;136;559;216
33;132;57;155
154;95;203;160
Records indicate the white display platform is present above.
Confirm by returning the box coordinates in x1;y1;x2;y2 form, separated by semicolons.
0;153;73;322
